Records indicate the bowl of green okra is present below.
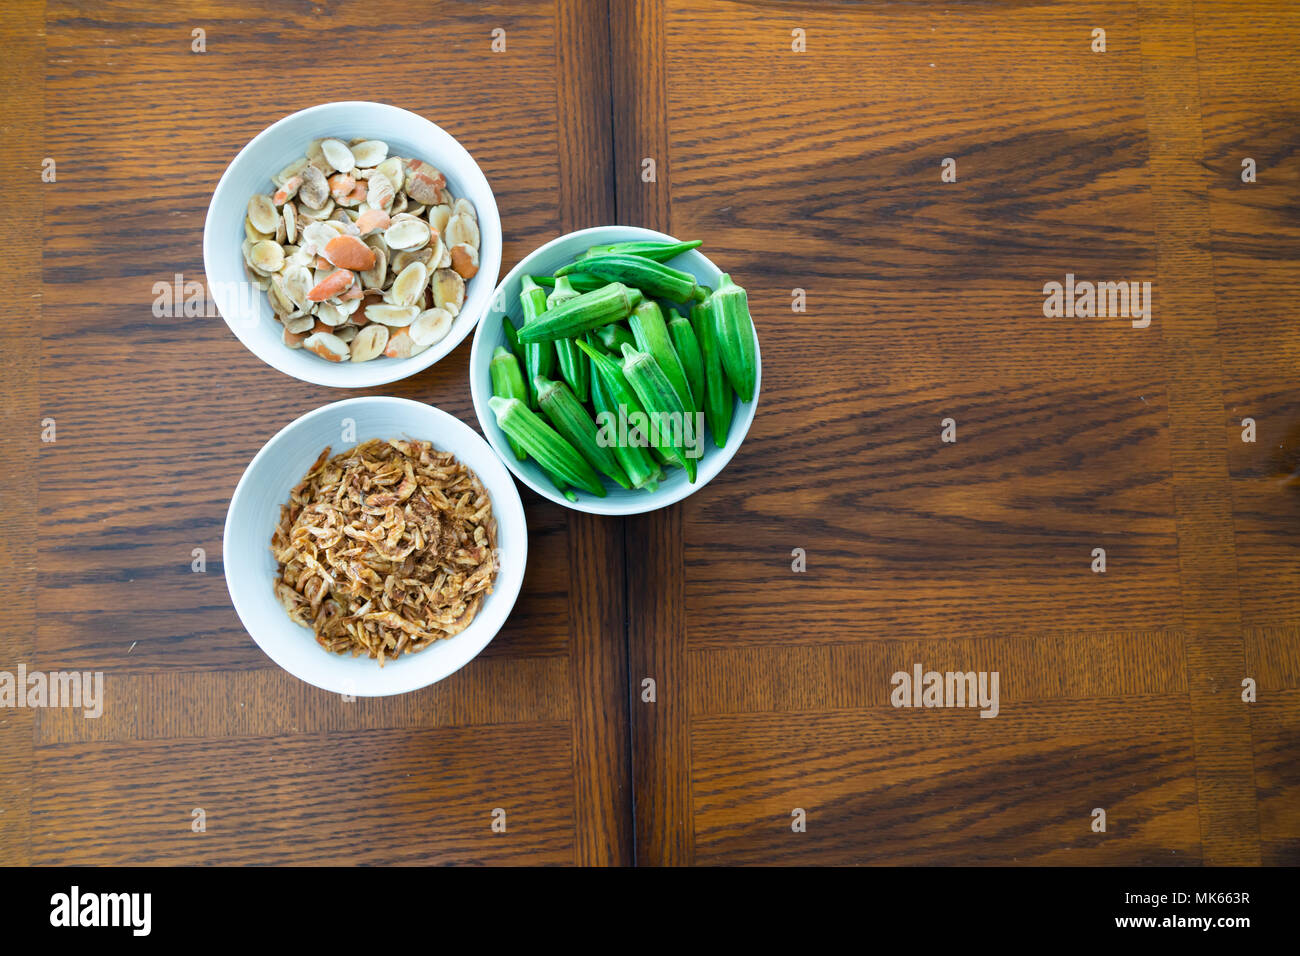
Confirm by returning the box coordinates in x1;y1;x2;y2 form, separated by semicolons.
468;225;761;515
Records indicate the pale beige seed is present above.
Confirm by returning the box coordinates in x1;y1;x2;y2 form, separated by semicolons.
390;192;408;215
244;217;273;242
249;240;284;274
305;139;327;169
298;196;328;222
268;275;294;316
274;213;287;245
389;261;429;307
298;223;330;257
296;197;334;221
349;323;389;362
383;217;431;251
367;171;395;212
410;307;453;347
452;197;477;222
365;304;421;327
390;246;434;274
315;302;349;327
376;157;404;193
299;164;329;209
383;327;416;359
304;331;350;362
283;265;313;308
431;235;450;269
351;140;388;167
247;194;280;234
244;262;271;291
282;202;297;244
360;245;387;290
285;314;316;334
432;268;465;316
320;139;355;174
334;325;359;344
428;203;452;235
274;157;309;187
443;213;479;250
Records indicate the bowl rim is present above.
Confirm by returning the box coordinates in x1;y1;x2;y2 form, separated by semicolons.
202;100;502;388
222;395;528;696
469;224;761;515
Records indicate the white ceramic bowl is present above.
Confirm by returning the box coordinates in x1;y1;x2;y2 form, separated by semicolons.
469;226;761;515
203;102;502;388
223;397;527;696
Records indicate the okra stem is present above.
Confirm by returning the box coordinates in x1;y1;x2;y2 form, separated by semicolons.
596;322;636;354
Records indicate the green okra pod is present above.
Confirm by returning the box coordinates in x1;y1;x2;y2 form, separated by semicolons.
629;299;695;414
530;273;612;293
706;273;757;403
666;308;704;420
489;346;529;461
520;275;555;410
556;254;698;303
501;316;528;375
488;396;606;497
692;298;734;448
546;276;591;403
535;374;632;489
589;364;661;492
515;282;642;344
619;343;698;483
579;239;702;262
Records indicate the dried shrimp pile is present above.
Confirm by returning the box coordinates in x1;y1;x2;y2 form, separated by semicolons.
272;439;498;664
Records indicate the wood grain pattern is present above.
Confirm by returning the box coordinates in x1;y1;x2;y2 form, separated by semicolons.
625;0;1295;865
2;0;1295;867
0;0;43;866
555;0;634;867
611;0;696;866
5;0;629;866
692;698;1203;865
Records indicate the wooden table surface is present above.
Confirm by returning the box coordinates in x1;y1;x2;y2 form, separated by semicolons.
2;0;1296;866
